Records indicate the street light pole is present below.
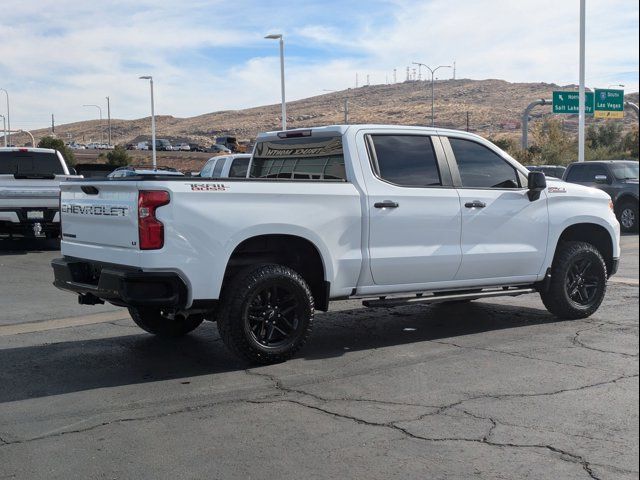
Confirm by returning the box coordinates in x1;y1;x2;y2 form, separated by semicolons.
413;62;452;126
578;0;586;162
0;114;6;146
83;104;103;144
106;96;112;146
0;88;10;146
265;34;286;130
139;76;156;169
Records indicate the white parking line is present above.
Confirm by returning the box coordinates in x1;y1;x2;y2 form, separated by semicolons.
608;277;640;286
0;311;130;337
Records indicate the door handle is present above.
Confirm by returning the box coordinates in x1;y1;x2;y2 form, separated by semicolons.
374;200;399;209
464;201;486;208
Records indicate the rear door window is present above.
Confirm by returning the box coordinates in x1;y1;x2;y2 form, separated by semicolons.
369;135;441;187
449;138;520;188
229;157;250;178
212;158;225;177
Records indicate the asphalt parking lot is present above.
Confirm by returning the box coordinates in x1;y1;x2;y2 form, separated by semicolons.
0;236;637;479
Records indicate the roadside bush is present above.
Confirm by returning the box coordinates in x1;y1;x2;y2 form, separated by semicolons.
586;122;623;150
529;118;576;165
37;136;75;166
106;145;131;166
622;127;639;159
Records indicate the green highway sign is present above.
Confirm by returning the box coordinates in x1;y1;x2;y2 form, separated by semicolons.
594;88;624;118
552;91;594;114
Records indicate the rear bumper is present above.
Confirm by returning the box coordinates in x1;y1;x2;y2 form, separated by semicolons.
52;257;188;308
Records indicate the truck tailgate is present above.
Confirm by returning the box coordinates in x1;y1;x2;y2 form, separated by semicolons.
61;181;139;250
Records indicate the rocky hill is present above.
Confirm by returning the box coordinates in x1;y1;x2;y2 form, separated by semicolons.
13;79;640;147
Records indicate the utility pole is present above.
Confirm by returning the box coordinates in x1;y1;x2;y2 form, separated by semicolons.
366;74;370;86
51;114;55;134
106;96;111;146
356;73;358;88
466;111;470;131
393;69;397;83
453;61;456;80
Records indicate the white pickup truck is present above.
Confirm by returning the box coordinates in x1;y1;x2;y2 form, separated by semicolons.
52;125;620;364
1;147;77;238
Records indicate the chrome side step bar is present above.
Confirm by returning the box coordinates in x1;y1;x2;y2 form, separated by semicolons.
362;287;536;308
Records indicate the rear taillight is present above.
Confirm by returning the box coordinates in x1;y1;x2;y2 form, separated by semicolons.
138;190;170;250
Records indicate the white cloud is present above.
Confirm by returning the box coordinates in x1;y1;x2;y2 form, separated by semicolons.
0;0;637;130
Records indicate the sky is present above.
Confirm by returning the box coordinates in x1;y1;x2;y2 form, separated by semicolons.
0;0;638;131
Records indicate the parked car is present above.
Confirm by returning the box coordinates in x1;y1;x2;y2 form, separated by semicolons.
74;163;117;178
563;160;638;232
207;144;231;154
174;143;191;151
215;135;243;152
107;165;184;178
136;142;149;150
154;139;173;151
189;144;206;152
0;147;80;238
200;154;251;178
86;142;101;150
53;125;620;364
526;165;566;179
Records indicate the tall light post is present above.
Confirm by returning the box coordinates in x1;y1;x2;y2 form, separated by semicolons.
139;76;157;169
578;0;586;162
0;88;10;146
105;96;112;146
83;104;103;144
265;33;287;130
413;62;452;126
0;114;6;146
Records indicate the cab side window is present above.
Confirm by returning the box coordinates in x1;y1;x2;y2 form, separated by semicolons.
449;138;520;189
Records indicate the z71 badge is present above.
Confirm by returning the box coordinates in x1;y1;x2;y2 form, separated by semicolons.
189;183;229;191
548;187;567;194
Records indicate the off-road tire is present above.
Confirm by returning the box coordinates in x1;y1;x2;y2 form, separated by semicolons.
216;264;314;364
617;200;638;233
540;241;607;320
128;307;204;337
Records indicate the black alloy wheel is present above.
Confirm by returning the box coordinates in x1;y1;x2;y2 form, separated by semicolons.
564;257;603;308
540;241;607;319
245;282;303;348
216;264;314;364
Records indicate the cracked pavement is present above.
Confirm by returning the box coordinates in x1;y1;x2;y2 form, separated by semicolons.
0;236;638;479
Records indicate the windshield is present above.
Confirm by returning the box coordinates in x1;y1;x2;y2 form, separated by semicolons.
610;162;639;180
0;151;64;175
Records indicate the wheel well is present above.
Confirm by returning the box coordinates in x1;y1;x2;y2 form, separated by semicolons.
615;194;638;211
223;234;329;311
556;223;614;274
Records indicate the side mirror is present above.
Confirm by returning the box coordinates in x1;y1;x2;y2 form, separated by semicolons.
594;174;609;184
527;171;546;201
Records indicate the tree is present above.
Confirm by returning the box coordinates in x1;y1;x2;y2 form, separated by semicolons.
106;145;131;166
37;136;75;166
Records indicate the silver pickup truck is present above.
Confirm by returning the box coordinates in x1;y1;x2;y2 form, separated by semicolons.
0;147;77;238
